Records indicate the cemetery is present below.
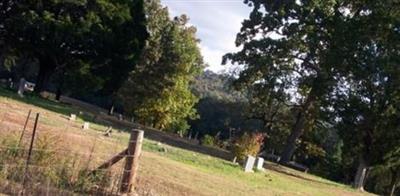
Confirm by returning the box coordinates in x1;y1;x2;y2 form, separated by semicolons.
0;0;399;195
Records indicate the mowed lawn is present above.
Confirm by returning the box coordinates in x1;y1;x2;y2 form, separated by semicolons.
0;88;374;196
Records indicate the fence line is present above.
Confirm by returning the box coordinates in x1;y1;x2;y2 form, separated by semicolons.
0;107;144;195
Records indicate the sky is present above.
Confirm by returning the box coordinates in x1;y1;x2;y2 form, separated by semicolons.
160;0;251;73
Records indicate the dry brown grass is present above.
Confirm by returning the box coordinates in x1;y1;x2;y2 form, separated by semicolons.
0;93;375;196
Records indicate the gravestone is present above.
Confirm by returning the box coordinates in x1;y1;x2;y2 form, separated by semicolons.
8;78;13;89
243;155;256;172
109;105;114;115
232;156;238;164
255;157;265;171
82;122;90;130
104;126;113;137
118;114;123;121
17;78;26;97
69;114;76;121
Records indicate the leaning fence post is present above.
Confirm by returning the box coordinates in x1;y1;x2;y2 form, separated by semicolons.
22;113;40;188
18;109;32;146
120;129;144;194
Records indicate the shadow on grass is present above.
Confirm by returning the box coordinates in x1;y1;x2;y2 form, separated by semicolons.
0;87;234;162
0;87;77;116
266;163;343;187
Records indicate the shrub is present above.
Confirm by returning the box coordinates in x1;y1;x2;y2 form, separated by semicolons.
201;134;215;146
232;132;265;162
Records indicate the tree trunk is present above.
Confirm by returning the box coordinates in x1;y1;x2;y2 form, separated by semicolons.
280;111;306;163
108;95;116;115
389;170;398;196
34;56;56;94
280;90;316;164
55;74;64;101
390;183;397;196
55;82;63;101
353;156;368;191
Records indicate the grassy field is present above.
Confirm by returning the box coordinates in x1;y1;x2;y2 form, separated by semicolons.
0;88;374;196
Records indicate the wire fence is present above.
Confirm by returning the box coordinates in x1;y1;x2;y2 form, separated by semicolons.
0;109;137;196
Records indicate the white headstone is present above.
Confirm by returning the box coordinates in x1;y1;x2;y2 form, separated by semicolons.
232;156;238;164
69;114;76;121
8;78;13;89
244;155;256;172
82;122;90;130
255;157;265;171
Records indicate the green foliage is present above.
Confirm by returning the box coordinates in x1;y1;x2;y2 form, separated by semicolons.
62;62;105;97
201;135;215;147
223;0;344;163
190;97;263;140
191;70;246;102
0;0;147;94
189;71;263;142
119;0;203;134
232;132;264;161
298;123;344;182
325;1;400;192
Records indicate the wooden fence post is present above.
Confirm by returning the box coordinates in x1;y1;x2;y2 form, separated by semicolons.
120;129;144;194
22;113;40;188
18;109;32;146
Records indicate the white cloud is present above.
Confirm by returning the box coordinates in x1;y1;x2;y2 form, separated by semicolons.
199;44;225;72
160;0;251;73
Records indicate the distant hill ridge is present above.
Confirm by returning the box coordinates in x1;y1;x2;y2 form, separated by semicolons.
191;70;246;102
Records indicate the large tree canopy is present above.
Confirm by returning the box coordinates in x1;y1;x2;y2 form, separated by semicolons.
0;0;147;94
329;0;400;190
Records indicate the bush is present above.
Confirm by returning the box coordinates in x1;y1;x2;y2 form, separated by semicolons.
232;132;265;162
201;134;215;146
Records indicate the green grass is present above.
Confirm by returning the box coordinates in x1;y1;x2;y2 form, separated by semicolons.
143;139;241;174
142;139;364;195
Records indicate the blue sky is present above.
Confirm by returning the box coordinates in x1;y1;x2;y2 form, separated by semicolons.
160;0;251;73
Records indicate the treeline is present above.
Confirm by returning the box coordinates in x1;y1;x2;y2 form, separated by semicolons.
189;71;262;140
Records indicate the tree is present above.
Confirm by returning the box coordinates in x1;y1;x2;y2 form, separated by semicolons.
368;148;400;196
223;0;341;163
329;0;400;190
119;0;203;134
384;149;400;196
0;0;147;94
